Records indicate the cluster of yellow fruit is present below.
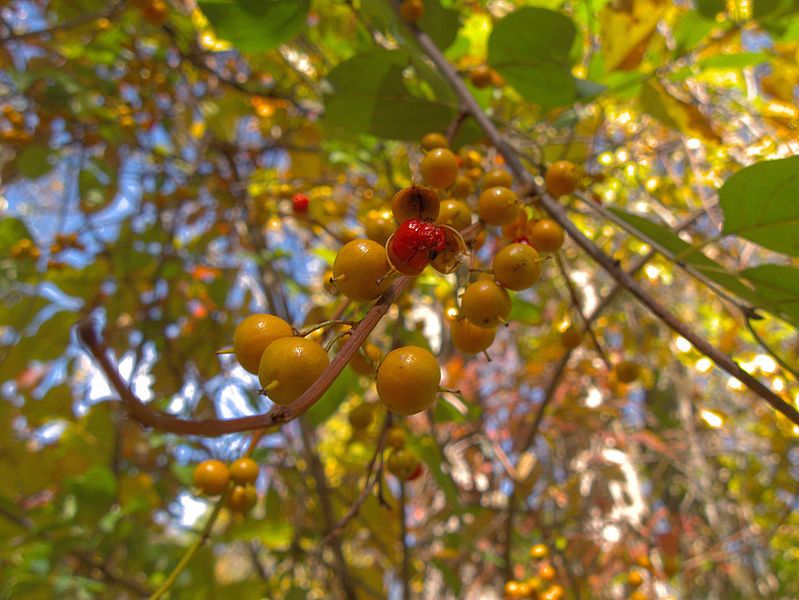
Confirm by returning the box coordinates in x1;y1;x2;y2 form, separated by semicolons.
192;457;259;513
229;309;441;417
504;544;564;599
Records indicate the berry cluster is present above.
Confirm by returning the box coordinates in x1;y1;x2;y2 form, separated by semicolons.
209;136;599;507
193;457;259;513
503;543;564;599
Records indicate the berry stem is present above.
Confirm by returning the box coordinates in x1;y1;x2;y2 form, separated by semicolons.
324;329;352;352
296;319;354;338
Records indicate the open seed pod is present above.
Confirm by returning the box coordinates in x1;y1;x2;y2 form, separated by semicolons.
391;185;440;224
430;225;467;274
386;219;447;276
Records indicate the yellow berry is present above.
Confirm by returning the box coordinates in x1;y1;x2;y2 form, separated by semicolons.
258;337;329;406
229;457;259;484
233;314;294;374
376;346;440;415
478;186;520;226
492;243;541;291
461;280;511;328
193;459;230;496
332;239;392;301
421;148;459;189
450;318;496;354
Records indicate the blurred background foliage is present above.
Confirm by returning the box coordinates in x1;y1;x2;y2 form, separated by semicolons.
1;0;798;598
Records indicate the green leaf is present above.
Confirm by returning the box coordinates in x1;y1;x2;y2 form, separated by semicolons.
227;486;293;549
696;0;726;18
16;145;54;179
323;49;458;140
696;52;770;70
197;0;309;53
201;96;250;144
0;217;32;254
607;208;761;305
509;297;541;325
417;0;461;51
305;366;358;427
720;156;799;257
66;465;117;508
411;434;459;504
741;265;799;329
23;384;74;426
488;7;578;109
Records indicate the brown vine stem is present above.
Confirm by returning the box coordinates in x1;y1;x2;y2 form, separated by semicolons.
75;279;408;436
77;225;481;436
410;23;799;428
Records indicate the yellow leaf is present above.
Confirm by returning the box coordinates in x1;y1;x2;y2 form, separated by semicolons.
599;0;668;71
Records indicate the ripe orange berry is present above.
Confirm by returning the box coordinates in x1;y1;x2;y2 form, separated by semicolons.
228;484;257;513
627;570;644;587
538;561;556;581
493;243;541;291
229;457;259;484
399;0;424;22
615;360;640;384
436;199;472;232
529;219;565;253
482;169;513;189
332;239;392;301
421;132;448;150
545;160;579;198
348;403;374;430
258;337;329;406
461;280;511;328
386;449;419;480
469;65;493;89
391;185;440;224
461;149;483;169
503;581;520;597
451;175;473;199
376;346;440;415
560;326;582;349
385;426;407;449
365;210;395;245
478;186;520;226
421;148;459;189
193;459;230;496
542;584;565;600
450;318;496;354
529;543;549;559
233;314;294;374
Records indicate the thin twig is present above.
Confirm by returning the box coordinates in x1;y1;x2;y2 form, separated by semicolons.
400;481;410;600
554;252;611;369
745;316;799;381
323;418;391;543
148;493;227;600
